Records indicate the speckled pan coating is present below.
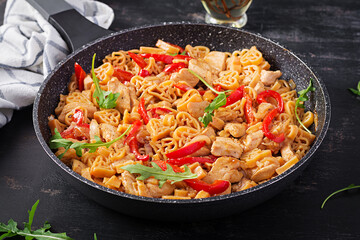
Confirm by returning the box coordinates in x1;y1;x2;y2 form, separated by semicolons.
33;23;331;221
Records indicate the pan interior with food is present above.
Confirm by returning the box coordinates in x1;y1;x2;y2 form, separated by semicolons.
34;23;330;221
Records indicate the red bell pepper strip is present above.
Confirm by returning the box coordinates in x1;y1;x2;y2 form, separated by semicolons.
128;137;150;161
153;160;229;195
74;62;86;91
139;69;150;77
173;55;192;60
262;108;285;143
244;94;255;124
138;97;150;125
140;54;174;64
174;83;192;92
113;68;134;82
166;157;216;166
224;85;244;107
147;107;172;119
167;42;185;53
166;141;206;159
184;179;230;195
60;110;90;141
174;83;206;95
163;62;187;74
124;120;149;161
72;109;85;125
257;90;284;113
60;124;90;141
124;119;143;144
214;85;222;97
128;52;147;69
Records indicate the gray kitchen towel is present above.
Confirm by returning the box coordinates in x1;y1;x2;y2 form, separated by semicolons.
0;0;114;128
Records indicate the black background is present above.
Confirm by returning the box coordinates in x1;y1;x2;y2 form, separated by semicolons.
1;0;360;239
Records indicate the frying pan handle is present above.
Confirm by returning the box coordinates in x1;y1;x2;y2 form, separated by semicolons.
26;0;113;52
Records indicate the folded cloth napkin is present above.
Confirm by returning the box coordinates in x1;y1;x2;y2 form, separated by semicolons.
0;0;114;128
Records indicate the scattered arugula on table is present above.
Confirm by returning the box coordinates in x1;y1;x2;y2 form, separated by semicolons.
50;125;131;159
188;69;229;128
348;81;360;96
91;53;120;109
321;184;360;209
0;200;73;240
121;162;197;188
295;79;316;134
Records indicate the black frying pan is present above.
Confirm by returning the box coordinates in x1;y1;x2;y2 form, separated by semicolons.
31;0;331;221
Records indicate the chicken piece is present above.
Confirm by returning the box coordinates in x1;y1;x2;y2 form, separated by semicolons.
48;116;66;135
148;101;172;109
201;127;216;142
170;68;199;87
260;70;282;86
280;143;295;162
211;137;243;158
243;130;264;152
58;102;97;124
255;102;274;121
254;81;265;94
214;108;238;122
72;159;87;175
188;135;212;157
107;78;131;114
187;101;208;119
209;116;225;130
188;59;216;86
224;123;246;138
145;178;175;198
127;83;139;109
89;119;100;142
100;123;120;142
204;51;226;73
202;157;243;184
121;171;139;196
83;75;93;90
251;157;280;182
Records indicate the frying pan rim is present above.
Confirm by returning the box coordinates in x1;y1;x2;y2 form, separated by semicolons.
33;22;331;204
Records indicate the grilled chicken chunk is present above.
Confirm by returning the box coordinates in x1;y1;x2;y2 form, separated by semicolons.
170;68;199;87
243;130;264;152
211;137;243;158
204;51;226;73
260;70;282;86
202;157;243;184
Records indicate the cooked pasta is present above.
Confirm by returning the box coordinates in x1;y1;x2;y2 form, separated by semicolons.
48;42;316;199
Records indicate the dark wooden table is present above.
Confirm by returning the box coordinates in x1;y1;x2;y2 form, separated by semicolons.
1;0;360;239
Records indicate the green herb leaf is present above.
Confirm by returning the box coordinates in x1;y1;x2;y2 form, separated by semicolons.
321;184;360;209
121;162;197;188
295;79;315;134
348;81;360;96
94;233;98;240
91;54;120;109
349;88;360;96
188;69;229;127
0;200;73;240
50;126;131;159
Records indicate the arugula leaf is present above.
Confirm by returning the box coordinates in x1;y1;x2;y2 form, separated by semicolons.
321;184;360;209
188;69;229;127
121;162;197;188
50;126;131;159
0;200;73;240
348;81;360;96
295;79;316;134
91;54;120;109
